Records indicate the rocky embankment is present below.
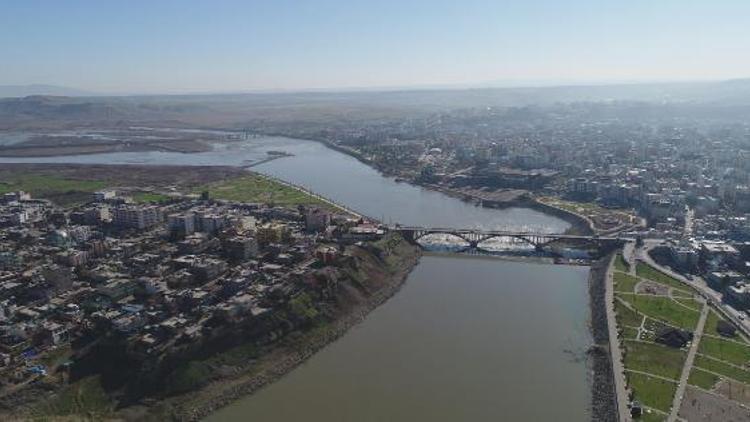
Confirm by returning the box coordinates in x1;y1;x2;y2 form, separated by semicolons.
588;254;618;422
162;234;421;421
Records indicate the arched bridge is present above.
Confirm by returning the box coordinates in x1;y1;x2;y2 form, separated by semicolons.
392;226;624;252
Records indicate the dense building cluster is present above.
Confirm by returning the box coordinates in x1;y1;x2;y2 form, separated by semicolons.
320;105;750;311
0;190;383;386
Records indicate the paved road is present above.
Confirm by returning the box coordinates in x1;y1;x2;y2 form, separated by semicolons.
606;253;631;422
667;303;709;422
637;240;750;337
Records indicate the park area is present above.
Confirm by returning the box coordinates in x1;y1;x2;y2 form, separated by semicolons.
611;255;750;420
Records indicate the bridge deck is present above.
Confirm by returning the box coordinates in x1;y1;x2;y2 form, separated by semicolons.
391;226;621;241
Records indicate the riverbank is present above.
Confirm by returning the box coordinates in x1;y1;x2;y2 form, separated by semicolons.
587;253;619;422
285;136;595;235
150;235;422;421
0;135;598;420
0;138;213;157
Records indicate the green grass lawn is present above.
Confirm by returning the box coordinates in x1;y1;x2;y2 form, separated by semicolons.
698;336;750;367
624;340;686;380
687;367;721;390
674;297;702;312
704;309;746;343
614;254;629;272
704;310;724;337
615;298;643;327
0;174;107;206
131;191;171;203
197;174;335;210
165;341;261;395
694;355;750;384
614;271;639;293
622;326;640;340
35;375;113;418
636;263;693;293
670;289;694;298
638;410;666;422
626;371;677;413
626;295;700;330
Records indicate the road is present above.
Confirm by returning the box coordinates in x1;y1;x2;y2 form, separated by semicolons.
667;303;709;421
637;239;750;337
683;207;694;238
606;252;632;422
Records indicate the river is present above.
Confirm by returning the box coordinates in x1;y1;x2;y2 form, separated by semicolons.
0;133;592;421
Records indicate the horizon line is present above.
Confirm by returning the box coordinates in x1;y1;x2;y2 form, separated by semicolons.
3;76;750;99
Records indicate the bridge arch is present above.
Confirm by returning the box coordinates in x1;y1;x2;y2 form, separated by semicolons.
411;230;545;251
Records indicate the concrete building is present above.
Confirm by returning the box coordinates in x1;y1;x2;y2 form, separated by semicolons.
93;190;116;202
167;213;195;236
112;205;163;230
222;236;259;261
305;207;331;232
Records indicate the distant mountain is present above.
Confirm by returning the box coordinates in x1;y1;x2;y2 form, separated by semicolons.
0;84;94;98
1;79;750;130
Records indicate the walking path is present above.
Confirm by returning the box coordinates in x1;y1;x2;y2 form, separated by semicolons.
606;252;631;422
668;303;709;421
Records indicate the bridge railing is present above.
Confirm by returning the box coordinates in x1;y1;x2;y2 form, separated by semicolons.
390;226;623;241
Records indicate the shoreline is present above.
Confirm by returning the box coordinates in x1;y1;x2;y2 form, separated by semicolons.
166;240;422;421
587;253;619;422
296;136;595;235
0;140;213;157
1;135;606;420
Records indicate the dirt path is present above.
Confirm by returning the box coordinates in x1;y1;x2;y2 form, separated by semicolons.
606;253;631;421
668;303;709;422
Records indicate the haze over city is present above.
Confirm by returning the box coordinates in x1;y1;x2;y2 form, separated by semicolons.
3;1;750;421
2;0;750;94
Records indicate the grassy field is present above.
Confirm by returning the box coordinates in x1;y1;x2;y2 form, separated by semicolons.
687;367;721;390
614;254;629;272
704;309;748;343
614;271;639;293
131;191;172;203
698;336;750;367
624;340;686;380
622;326;640;340
626;371;677;413
638;410;666;422
636;263;692;293
670;289;694;298
626;295;700;330
165;341;260;395
694;355;750;384
34;375;113;418
704;310;724;337
674;297;702;312
197;174;334;210
0;174;107;206
615;299;643;327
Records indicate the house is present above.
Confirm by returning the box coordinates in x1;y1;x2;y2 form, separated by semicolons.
41;321;69;345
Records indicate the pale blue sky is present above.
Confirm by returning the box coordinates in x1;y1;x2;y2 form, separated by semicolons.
1;0;749;93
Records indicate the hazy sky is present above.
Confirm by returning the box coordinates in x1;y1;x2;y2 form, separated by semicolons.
2;0;749;93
